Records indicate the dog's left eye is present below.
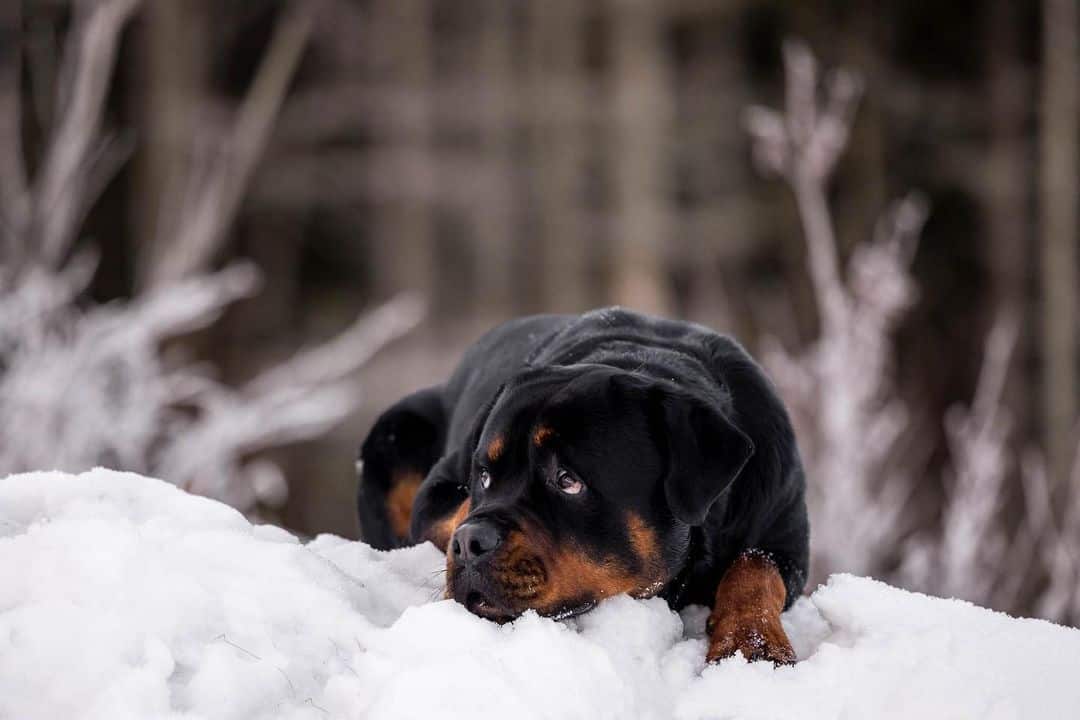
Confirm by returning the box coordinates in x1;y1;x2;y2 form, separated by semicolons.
553;467;584;495
477;469;492;490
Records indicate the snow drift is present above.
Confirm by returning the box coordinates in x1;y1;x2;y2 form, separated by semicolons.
1;469;1078;720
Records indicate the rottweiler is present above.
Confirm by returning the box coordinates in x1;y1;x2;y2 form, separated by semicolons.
357;308;808;664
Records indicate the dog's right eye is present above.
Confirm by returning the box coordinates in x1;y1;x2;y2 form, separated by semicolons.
553;467;584;496
477;469;492;490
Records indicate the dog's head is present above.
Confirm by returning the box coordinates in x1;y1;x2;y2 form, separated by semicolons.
442;364;754;621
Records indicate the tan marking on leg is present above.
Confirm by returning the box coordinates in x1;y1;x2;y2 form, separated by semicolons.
706;551;795;665
386;471;423;540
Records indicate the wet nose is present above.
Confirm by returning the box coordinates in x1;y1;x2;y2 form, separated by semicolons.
451;521;502;564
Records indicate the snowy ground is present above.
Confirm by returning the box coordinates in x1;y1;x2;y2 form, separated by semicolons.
2;470;1079;720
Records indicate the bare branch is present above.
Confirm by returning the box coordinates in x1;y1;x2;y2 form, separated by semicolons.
782;41;818;150
143;1;313;290
1024;444;1080;621
249;294;426;394
0;1;29;254
123;261;262;340
745;40;864;186
0;0;426;518
29;0;141;270
745;41;869;336
25;13;59;142
902;311;1019;602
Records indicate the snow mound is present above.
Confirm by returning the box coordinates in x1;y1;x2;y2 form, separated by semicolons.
2;469;1078;720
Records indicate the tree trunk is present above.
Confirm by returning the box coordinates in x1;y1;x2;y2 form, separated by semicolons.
368;0;435;307
470;0;516;318
132;0;209;289
528;0;589;314
985;0;1032;437
1039;0;1079;487
609;0;673;316
0;0;28;251
674;15;744;332
835;10;886;269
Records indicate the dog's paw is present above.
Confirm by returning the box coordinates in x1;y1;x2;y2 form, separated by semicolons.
705;613;796;666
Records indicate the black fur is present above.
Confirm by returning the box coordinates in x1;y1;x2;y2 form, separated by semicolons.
356;386;445;550
358;308;809;610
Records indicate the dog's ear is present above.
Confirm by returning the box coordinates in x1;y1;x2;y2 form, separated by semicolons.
660;390;754;524
617;374;754;525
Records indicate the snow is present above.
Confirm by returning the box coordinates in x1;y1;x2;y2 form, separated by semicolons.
2;469;1078;720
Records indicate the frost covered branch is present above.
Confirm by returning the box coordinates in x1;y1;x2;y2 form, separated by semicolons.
158;294;425;507
29;0;141;271
901;312;1019;603
748;42;1080;622
0;251;423;510
0;263;260;476
1022;438;1080;623
0;0;423;513
747;41;927;578
745;42;863;335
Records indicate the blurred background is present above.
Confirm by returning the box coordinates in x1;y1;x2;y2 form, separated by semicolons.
2;0;1079;624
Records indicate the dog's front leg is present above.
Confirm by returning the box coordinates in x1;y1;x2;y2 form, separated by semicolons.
705;550;796;665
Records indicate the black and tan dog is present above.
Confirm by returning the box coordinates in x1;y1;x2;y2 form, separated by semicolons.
357;308;808;664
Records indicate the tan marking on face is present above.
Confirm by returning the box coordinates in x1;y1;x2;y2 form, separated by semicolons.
625;512;663;578
536;546;650;608
487;435;505;462
532;425;554;447
486;530;548;604
386;471;424;540
463;516;668;617
424;498;471;551
439;498;476;599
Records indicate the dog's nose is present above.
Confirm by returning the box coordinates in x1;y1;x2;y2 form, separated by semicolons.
452;521;502;564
